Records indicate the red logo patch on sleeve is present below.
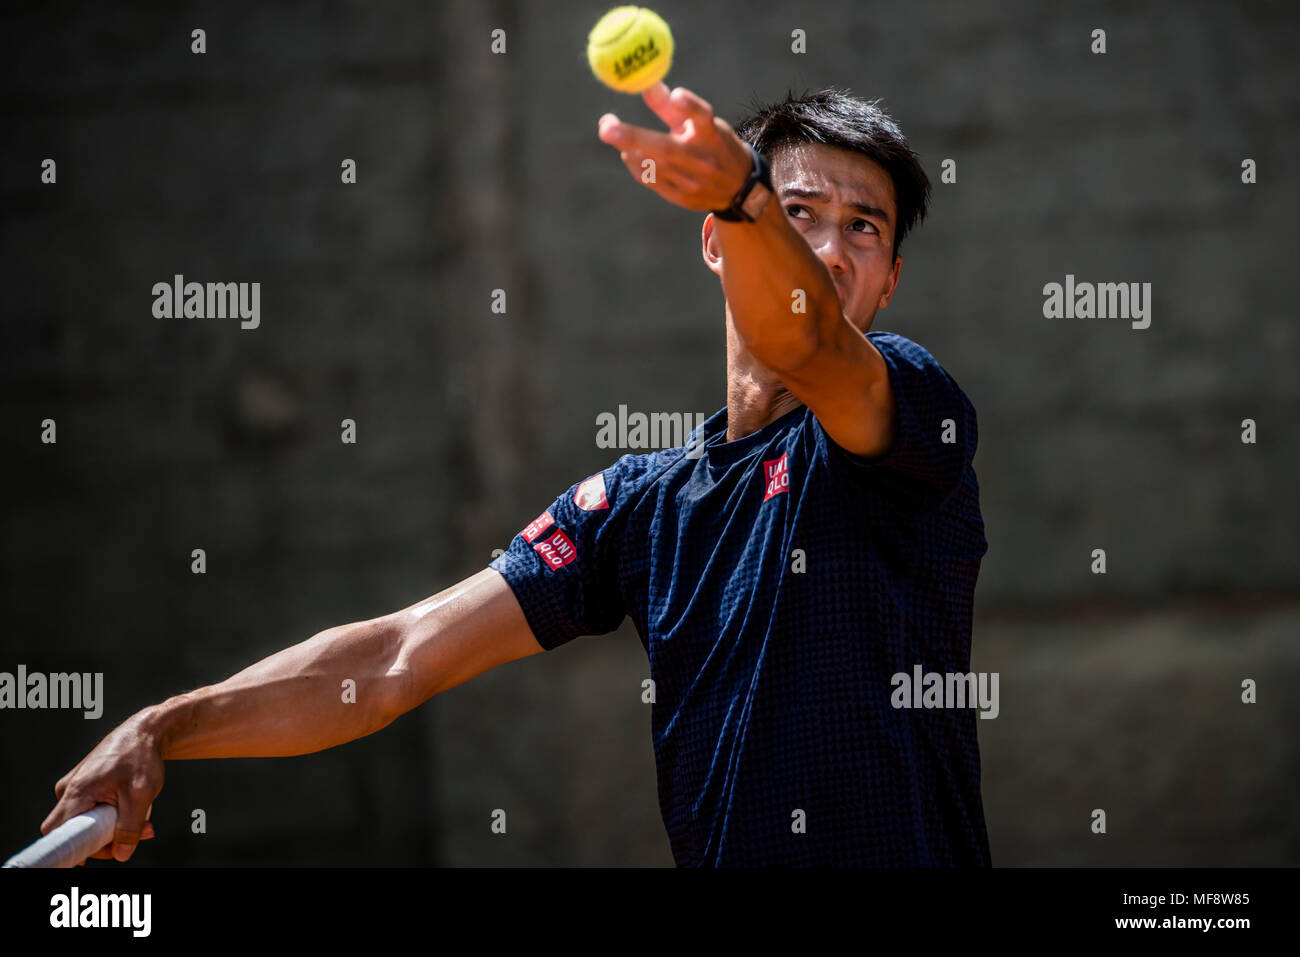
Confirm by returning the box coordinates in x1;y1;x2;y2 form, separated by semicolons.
573;473;610;511
763;453;790;501
521;509;555;543
534;528;578;570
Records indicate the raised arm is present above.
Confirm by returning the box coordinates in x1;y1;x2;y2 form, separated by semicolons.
597;82;899;458
40;567;540;862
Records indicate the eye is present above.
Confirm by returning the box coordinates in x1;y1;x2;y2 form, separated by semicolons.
849;218;877;233
786;204;811;220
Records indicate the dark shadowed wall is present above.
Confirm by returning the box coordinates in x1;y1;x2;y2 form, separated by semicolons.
1;0;1297;866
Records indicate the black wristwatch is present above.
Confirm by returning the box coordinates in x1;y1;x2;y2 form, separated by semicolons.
711;143;773;222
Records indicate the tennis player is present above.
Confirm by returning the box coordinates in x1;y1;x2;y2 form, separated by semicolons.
41;82;990;867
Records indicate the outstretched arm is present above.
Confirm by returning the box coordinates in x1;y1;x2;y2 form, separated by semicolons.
153;567;539;760
41;567;540;862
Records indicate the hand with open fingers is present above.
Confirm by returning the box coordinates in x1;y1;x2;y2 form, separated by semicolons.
597;82;755;213
41;710;164;864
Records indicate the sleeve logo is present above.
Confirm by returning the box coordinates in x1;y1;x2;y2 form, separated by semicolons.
763;453;790;501
534;528;578;569
573;472;610;511
521;509;555;543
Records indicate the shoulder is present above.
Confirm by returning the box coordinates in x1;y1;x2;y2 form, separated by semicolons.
867;331;974;405
599;441;700;505
867;330;944;372
603;447;687;489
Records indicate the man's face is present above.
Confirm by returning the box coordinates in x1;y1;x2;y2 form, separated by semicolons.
770;142;902;332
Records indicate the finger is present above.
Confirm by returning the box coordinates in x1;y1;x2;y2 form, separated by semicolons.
47;772;77;826
41;792;94;835
599;114;675;157
111;795;148;862
141;821;155;841
651;164;704;195
617;150;705;209
643;83;714;132
597;112;621;143
618;148;701;191
640;82;680;126
604;119;720;187
111;832;141;860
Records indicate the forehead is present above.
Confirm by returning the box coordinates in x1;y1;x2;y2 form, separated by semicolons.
770;142;896;222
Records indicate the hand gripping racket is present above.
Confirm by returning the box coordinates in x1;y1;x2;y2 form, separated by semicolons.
3;805;119;868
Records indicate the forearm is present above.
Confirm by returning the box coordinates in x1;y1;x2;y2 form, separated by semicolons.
141;619;403;760
714;197;839;370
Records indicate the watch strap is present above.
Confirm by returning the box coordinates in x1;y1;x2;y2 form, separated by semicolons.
712;143;772;222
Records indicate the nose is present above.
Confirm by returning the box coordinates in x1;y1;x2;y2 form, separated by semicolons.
816;252;848;309
810;226;849;276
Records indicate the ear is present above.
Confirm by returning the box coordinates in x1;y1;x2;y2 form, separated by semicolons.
877;254;903;310
701;213;723;278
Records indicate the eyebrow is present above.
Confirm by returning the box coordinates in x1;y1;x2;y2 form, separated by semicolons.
779;187;892;225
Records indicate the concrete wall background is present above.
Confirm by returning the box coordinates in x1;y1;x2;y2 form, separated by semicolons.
1;0;1296;866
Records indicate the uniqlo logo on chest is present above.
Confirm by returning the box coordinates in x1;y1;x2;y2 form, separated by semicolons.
763;453;790;501
534;528;578;570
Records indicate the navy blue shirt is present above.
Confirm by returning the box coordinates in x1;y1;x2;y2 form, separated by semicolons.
491;331;990;866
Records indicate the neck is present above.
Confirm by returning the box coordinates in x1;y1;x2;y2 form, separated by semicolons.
724;308;804;442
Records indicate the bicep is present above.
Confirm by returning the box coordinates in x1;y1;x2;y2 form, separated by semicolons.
778;318;895;458
384;567;544;713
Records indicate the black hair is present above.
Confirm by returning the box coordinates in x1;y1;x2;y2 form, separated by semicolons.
733;88;931;260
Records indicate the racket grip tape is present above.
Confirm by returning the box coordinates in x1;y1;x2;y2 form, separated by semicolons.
3;805;120;868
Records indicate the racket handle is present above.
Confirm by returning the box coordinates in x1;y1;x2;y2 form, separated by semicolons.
3;805;119;868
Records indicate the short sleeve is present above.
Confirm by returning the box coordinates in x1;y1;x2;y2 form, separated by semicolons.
816;332;978;511
489;457;648;651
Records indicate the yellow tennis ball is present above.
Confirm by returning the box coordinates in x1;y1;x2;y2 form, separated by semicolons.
587;6;674;94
